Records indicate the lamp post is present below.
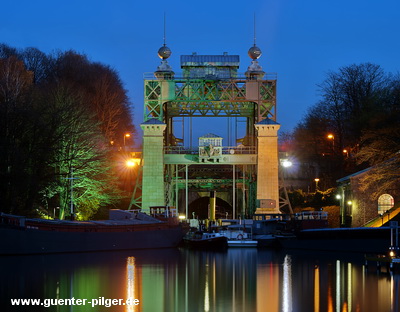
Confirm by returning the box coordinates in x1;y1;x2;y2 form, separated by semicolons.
124;133;131;147
327;134;335;151
314;178;320;191
279;158;294;214
65;168;79;220
53;206;59;219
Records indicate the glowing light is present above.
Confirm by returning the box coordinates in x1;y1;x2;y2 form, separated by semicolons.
126;158;141;167
336;195;341;199
327;134;334;139
347;201;352;205
178;215;186;220
126;160;136;167
124;133;131;146
281;159;293;168
314;178;320;182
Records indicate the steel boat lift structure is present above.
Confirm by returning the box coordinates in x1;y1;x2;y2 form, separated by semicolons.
130;39;282;221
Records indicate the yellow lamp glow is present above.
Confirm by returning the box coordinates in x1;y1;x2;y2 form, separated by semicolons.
126;158;140;167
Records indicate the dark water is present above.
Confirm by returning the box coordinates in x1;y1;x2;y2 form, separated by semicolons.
0;248;399;312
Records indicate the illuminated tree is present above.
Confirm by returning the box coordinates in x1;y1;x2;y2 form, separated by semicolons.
37;85;123;219
355;74;400;200
356;126;400;200
0;45;134;219
52;51;135;146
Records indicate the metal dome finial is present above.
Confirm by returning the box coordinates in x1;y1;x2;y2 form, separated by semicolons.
158;12;172;60
254;12;256;46
163;12;166;46
248;13;262;60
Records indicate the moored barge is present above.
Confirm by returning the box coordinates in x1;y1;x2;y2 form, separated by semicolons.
0;209;187;255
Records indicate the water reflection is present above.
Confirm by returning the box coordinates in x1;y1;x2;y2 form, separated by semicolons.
126;257;139;312
314;264;319;312
1;248;399;312
282;255;292;312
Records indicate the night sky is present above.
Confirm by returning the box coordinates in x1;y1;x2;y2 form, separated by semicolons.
2;0;400;138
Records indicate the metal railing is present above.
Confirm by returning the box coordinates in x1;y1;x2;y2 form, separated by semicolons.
164;146;256;155
144;72;277;81
293;211;328;220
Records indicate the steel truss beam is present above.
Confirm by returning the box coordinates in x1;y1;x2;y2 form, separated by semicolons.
144;78;276;122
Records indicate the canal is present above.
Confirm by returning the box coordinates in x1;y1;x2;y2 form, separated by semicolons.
1;248;399;312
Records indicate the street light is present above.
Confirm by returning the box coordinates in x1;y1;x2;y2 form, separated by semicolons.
327;133;335;150
124;133;131;146
279;158;294;214
314;178;320;191
126;158;141;167
281;159;293;168
126;159;136;167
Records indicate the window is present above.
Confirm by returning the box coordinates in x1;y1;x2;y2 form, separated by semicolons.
378;194;394;213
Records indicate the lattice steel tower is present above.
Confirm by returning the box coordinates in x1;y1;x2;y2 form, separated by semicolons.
139;41;280;218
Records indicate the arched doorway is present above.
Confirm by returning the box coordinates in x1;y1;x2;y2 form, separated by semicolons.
188;197;232;219
378;194;394;213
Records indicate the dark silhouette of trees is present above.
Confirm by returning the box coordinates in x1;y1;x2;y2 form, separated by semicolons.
0;44;135;219
354;74;400;199
288;63;399;190
0;54;34;215
317;63;390;148
356;126;400;200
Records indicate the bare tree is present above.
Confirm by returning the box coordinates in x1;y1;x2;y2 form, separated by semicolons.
0;45;134;218
289;63;395;189
20;47;52;83
317;63;390;148
356;126;400;199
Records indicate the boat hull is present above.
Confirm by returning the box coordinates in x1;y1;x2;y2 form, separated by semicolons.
254;234;279;248
227;240;258;248
183;236;227;249
0;225;185;255
278;227;398;253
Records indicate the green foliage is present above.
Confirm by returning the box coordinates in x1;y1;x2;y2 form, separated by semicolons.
0;44;134;219
289;188;338;210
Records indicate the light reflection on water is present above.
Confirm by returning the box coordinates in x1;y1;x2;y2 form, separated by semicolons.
1;248;399;312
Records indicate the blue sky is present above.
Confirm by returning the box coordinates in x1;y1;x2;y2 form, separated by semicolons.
2;0;400;139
